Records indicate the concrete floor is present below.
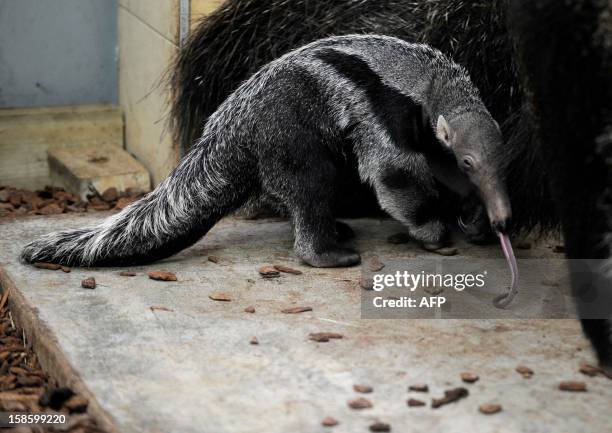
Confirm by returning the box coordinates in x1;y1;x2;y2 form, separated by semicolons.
0;213;611;433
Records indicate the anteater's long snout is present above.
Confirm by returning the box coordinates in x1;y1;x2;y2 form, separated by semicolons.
478;178;519;308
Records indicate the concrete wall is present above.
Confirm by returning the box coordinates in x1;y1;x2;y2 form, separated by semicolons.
118;0;221;186
0;0;118;108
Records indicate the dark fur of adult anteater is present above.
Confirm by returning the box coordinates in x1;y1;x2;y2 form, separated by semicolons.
166;1;612;370
509;0;612;372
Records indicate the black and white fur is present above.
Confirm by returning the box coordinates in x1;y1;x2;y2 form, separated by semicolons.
21;35;508;268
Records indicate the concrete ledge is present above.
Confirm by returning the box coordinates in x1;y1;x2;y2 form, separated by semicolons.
48;144;151;199
0;105;123;190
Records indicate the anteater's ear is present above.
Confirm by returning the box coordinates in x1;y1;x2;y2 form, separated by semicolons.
436;115;453;147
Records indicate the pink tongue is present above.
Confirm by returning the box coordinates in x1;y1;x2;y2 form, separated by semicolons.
493;233;519;309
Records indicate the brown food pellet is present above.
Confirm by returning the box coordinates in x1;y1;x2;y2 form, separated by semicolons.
281;306;312;314
368;256;385;272
81;277;96;289
460;372;479;383
408;384;429;392
244;306;256;313
34;262;61;270
516;365;534;378
273;264;303;275
359;276;373;291
209;291;231;301
348;397;372;410
431;387;469;408
250;336;259;345
579;363;599;377
431;247;458;256
369;422;391;432
559;381;587;392
321;417;339;427
148;271;177;281
353;384;373;393
150;306;174;312
479;403;502;414
308;332;343;342
119;271;137;277
60;266;71;273
387;232;411;244
407;398;426;407
259;266;280;278
208;255;220;264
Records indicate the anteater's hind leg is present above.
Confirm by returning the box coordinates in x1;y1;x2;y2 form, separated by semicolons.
261;158;360;268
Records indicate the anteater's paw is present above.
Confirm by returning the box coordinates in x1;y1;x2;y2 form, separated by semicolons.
297;247;361;268
335;221;355;242
410;219;447;246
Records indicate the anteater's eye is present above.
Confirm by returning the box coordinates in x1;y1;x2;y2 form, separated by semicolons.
462;157;473;170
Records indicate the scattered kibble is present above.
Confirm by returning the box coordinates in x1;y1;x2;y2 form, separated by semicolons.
244;306;256;313
148;271;177;281
407;398;425;407
119;271;136;277
60;266;71;273
516;365;533;378
369;421;391;432
150;306;174;312
209;291;232;301
347;397;372;410
34;262;61;270
81;277;96;289
321;417;338;427
281;306;312;314
479;403;502;415
259;266;280;278
250;336;259;345
408;384;429;392
273;264;302;275
353;384;373;393
431;387;468;408
460;372;479;383
309;332;343;342
368;256;385;272
559;381;587;392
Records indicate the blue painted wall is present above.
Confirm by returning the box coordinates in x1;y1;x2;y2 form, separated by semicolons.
0;0;118;108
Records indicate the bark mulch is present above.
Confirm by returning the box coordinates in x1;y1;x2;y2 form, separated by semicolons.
0;290;107;432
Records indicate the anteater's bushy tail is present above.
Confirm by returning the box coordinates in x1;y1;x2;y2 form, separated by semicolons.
21;144;253;267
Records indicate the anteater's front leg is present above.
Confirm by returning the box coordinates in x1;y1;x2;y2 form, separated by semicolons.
374;166;448;248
